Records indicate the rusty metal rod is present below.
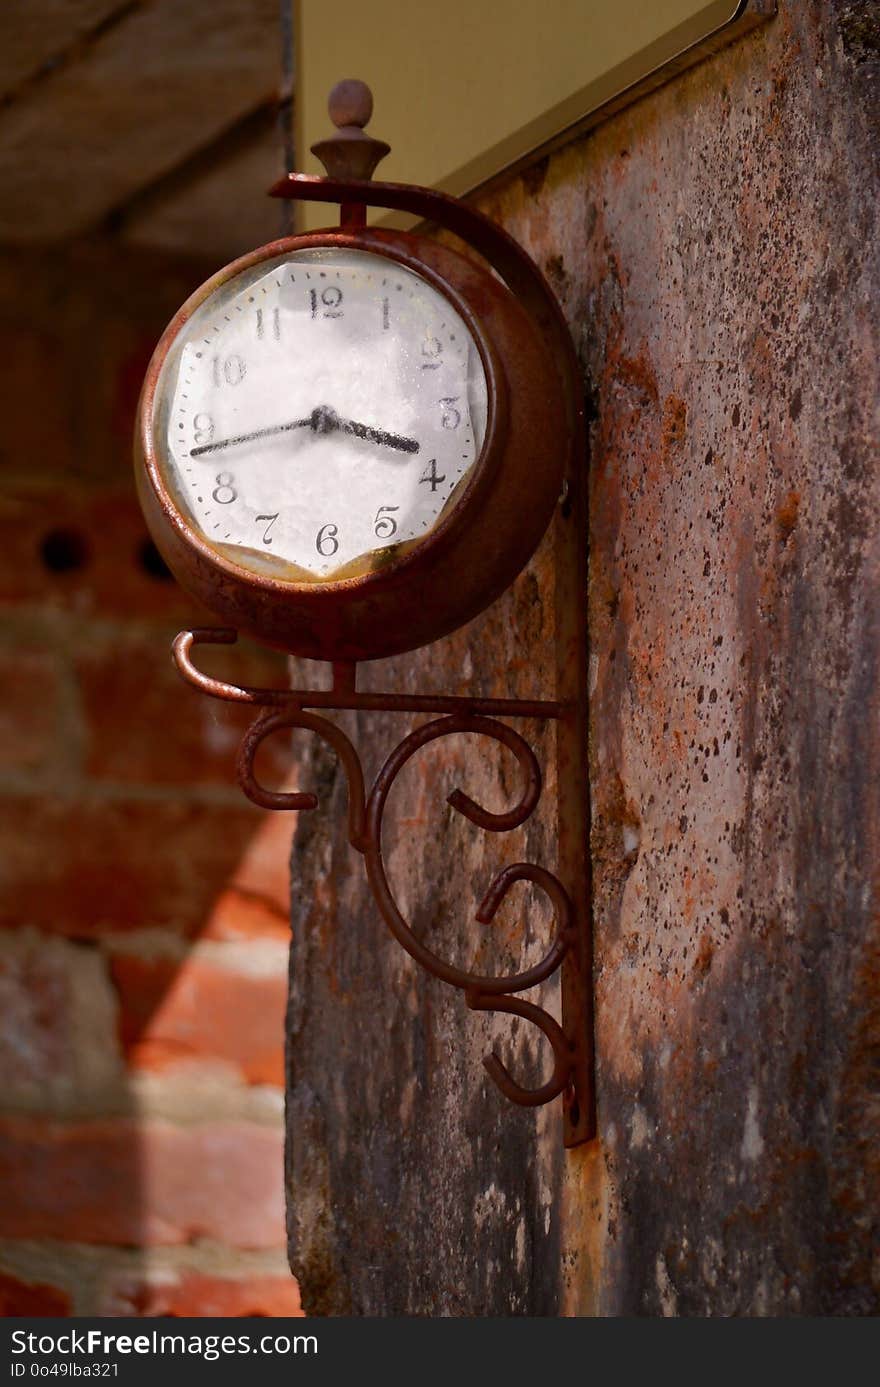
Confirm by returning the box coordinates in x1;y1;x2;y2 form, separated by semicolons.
173;629;566;719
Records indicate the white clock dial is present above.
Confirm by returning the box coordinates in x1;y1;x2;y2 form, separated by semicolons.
157;247;489;580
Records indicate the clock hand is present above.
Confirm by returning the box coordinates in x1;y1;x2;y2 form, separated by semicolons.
340;416;420;454
190;405;420;458
311;405;419;453
190;416;312;456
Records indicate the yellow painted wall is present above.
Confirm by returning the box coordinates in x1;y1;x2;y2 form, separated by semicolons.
296;0;745;226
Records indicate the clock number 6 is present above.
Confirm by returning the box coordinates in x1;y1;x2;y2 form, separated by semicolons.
316;523;339;556
374;506;399;539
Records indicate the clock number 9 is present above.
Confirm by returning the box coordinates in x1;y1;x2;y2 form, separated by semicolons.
310;286;344;319
212;473;237;504
193;412;214;445
316;523;339;556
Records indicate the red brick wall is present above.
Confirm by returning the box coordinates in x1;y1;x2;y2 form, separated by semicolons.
0;242;301;1317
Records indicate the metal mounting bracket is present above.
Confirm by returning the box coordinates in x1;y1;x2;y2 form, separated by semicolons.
170;157;594;1145
174;609;593;1144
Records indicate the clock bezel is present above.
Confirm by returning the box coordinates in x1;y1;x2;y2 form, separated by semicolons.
136;224;564;661
138;232;505;585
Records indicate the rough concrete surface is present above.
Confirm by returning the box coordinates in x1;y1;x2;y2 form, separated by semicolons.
285;559;565;1315
286;0;878;1314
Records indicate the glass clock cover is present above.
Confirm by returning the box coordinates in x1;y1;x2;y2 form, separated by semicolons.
154;247;489;581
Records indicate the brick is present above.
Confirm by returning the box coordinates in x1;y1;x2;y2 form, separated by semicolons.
0;932;123;1107
226;810;296;919
0;325;73;482
0;1118;285;1248
98;1269;302;1318
0;483;196;621
110;953;286;1086
75;630;289;787
0;1270;71;1317
202;886;290;943
0;648;60;774
0;936;72;1086
0;796;263;938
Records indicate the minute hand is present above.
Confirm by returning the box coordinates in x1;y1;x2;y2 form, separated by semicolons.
342;417;420;454
190;417;311;457
190;411;419;457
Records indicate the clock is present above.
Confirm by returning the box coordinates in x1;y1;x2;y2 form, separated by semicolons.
136;239;565;663
132;81;593;1146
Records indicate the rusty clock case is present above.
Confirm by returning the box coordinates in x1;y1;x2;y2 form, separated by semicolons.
135;226;565;663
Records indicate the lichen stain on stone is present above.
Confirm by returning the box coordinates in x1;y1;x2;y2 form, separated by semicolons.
835;0;880;63
539;0;875;1315
287;0;878;1316
660;395;687;454
775;489;800;542
739;1085;765;1163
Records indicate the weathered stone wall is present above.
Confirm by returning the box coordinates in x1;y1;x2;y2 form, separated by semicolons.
286;0;878;1316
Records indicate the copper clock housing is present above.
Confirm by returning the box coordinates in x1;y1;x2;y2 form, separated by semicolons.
135;226;565;662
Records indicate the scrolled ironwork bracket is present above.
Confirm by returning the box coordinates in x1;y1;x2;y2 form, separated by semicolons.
173;630;595;1146
165;156;595;1147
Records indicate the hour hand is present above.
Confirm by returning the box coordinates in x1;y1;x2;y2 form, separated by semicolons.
302;405;419;453
189;405;420;458
341;415;420;454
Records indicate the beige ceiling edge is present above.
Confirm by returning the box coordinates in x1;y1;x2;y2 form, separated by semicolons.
295;0;776;232
440;0;776;203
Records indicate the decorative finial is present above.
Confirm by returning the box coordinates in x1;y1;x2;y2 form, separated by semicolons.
328;79;373;130
311;78;390;182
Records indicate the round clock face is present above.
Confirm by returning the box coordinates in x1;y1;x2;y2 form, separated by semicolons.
152;246;489;581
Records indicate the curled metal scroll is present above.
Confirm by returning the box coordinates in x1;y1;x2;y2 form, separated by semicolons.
364;715;575;1105
238;707;368;850
175;628;578;1113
